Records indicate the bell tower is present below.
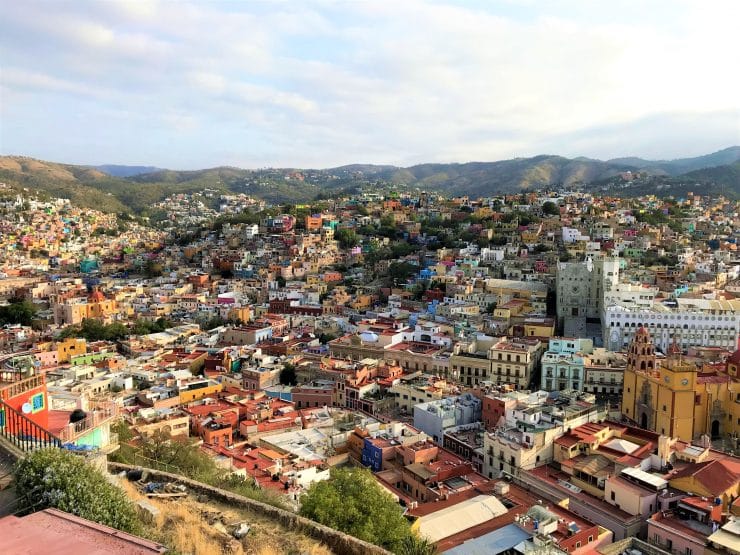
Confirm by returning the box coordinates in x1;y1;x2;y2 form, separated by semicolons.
622;325;656;428
627;325;656;374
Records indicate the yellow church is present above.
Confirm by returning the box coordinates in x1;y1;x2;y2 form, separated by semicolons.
622;326;738;443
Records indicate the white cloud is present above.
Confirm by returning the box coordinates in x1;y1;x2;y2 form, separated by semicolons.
0;0;738;167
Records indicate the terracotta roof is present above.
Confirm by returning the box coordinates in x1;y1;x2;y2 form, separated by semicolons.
669;459;740;495
727;350;740;366
0;508;166;554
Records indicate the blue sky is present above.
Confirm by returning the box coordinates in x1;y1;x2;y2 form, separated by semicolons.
1;0;738;169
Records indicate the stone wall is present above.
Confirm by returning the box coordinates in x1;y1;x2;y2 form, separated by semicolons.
108;462;391;555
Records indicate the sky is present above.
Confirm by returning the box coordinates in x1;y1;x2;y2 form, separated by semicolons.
1;0;739;169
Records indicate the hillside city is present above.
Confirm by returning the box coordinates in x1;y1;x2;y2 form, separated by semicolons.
0;176;738;555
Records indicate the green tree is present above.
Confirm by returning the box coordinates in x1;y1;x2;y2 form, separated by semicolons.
334;228;359;249
388;262;416;284
143;259;163;278
0;296;38;326
299;467;414;553
318;333;337;344
15;449;140;534
280;363;297;386
542;201;560;216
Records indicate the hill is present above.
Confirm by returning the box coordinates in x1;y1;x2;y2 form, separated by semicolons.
0;157;319;212
95;164;162;177
588;161;740;199
608;146;740;175
378;156;633;195
1;147;738;213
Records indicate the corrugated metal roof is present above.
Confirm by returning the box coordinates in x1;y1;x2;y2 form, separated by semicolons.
443;523;531;555
418;494;508;543
621;466;667;489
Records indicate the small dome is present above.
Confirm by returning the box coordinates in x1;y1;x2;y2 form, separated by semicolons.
636;325;649;335
89;289;105;302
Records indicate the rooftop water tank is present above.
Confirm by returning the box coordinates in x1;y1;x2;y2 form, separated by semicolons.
360;331;379;343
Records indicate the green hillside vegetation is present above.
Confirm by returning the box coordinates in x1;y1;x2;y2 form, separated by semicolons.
2;147;738;213
589;161;740;200
608;146;740;175
0;156;320;213
681;160;740;187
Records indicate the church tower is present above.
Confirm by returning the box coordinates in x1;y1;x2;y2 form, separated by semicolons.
622;325;657;429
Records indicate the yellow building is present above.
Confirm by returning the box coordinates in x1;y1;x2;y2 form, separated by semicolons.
622;327;738;442
668;457;740;511
57;337;87;364
226;306;253;324
350;294;374;311
60;288;118;325
178;379;223;404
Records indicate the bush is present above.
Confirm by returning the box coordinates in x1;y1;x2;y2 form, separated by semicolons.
299;467;426;553
111;426;288;509
15;449;140;533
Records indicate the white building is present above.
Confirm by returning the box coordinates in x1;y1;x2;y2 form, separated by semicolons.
603;298;740;352
413;393;481;445
603;282;658;309
244;224;259;239
562;226;589;243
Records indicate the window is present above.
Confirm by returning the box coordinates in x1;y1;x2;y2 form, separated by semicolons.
31;393;45;413
588;536;593;543
610;491;615;501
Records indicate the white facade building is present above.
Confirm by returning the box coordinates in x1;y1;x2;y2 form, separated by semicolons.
603;298;740;352
413;393;481;445
603;283;658;309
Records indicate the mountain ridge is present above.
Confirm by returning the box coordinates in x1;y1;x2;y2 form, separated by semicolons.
1;147;738;212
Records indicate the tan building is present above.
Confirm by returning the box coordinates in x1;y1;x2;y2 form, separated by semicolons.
57;288;118;325
451;336;543;389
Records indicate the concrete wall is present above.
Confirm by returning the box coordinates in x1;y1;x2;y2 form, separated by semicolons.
108;462;390;555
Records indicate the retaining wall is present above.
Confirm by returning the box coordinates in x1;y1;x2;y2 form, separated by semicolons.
108;462;391;555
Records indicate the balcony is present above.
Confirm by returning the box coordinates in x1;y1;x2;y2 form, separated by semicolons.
0;373;45;401
56;401;119;443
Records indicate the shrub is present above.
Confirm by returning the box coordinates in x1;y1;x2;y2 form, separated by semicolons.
15;449;140;533
299;467;423;553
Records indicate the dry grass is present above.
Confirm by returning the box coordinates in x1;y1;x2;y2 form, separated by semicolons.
117;478;333;555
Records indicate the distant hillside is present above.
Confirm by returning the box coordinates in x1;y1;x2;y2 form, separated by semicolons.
0;156;131;213
589;161;740;200
608;146;740;175
0;156;320;213
96;164;162;177
348;155;635;196
681;160;740;185
1;147;738;212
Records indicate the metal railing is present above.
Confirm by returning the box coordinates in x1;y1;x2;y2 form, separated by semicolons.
0;397;62;451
